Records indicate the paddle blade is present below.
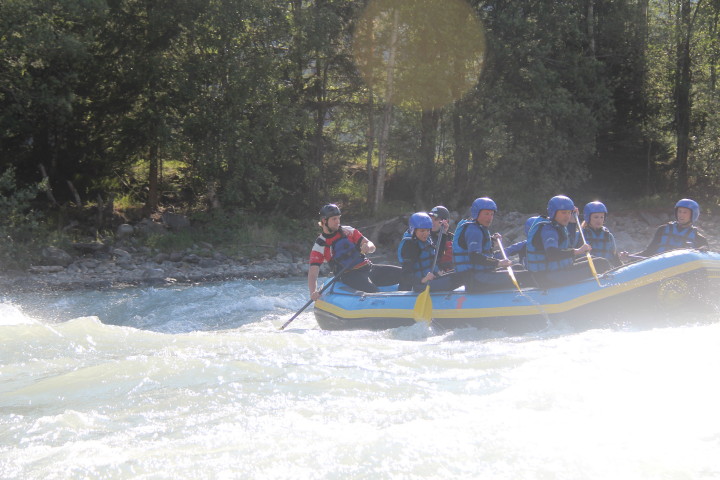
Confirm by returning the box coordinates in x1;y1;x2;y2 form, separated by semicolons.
413;285;433;323
507;266;522;293
586;252;602;287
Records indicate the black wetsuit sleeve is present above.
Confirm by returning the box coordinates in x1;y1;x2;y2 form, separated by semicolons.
695;231;709;250
469;251;500;268
545;247;575;261
637;226;664;257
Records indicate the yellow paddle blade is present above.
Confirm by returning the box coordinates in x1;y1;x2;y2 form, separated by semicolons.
586;252;602;287
413;285;433;323
507;266;522;293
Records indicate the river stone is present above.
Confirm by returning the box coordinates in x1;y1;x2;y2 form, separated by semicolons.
136;218;166;236
162;212;190;230
41;246;73;267
116;224;135;239
142;268;166;280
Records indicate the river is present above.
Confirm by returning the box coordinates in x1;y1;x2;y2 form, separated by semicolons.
1;277;719;479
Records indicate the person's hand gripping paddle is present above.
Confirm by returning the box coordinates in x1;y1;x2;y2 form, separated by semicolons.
574;212;602;287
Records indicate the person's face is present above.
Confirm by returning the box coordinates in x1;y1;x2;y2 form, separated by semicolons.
476;209;494;227
676;207;692;225
589;212;605;229
415;228;431;242
431;216;447;232
324;215;341;232
554;210;572;226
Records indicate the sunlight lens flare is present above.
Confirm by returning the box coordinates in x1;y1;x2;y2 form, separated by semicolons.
353;0;485;111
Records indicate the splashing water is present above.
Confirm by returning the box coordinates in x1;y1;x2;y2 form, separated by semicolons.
2;278;720;479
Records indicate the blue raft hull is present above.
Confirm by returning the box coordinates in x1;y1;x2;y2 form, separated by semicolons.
313;249;720;332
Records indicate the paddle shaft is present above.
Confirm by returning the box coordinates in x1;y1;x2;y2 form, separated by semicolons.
574;212;602;286
279;263;351;330
496;237;522;293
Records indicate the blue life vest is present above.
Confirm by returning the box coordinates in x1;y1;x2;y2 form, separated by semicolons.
582;227;616;261
526;218;573;272
656;222;698;253
397;231;437;280
452;219;494;273
329;232;366;272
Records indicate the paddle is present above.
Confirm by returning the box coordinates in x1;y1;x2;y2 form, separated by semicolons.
574;212;602;287
412;229;443;323
279;264;351;331
496;237;522;294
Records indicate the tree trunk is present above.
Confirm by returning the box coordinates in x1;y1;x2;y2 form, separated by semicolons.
587;0;595;56
147;143;159;213
451;109;470;206
415;108;439;208
675;0;701;195
366;87;376;208
374;8;399;214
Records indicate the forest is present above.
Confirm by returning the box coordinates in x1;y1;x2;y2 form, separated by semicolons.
1;0;719;253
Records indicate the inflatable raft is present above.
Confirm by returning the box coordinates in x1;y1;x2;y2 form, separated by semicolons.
313;249;720;332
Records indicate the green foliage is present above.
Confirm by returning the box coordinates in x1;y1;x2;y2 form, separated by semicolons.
0;168;46;268
1;0;720;237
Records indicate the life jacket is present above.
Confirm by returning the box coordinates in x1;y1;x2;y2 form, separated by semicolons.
582;226;616;261
452;219;493;273
656;222;699;253
319;229;367;273
397;231;437;280
526;217;573;272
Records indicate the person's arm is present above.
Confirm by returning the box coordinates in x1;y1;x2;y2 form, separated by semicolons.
360;237;376;254
308;264;321;301
468;228;510;268
694;231;709;251
636;226;664;257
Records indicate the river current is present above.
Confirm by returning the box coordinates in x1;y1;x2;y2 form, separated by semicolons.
1;277;719;479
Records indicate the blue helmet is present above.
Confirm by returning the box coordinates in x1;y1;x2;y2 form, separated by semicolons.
547;195;574;221
524;216;540;236
319;203;341;219
471;197;497;219
583;201;608;221
675;198;700;223
409;212;433;230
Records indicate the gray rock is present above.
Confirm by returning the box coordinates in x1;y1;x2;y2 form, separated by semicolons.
136;218;166;236
41;246;73;267
116;224;135;239
184;254;201;264
142;268;166;280
199;258;220;268
162;212;190;230
28;265;65;274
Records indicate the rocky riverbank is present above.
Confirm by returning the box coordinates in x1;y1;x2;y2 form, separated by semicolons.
1;209;718;294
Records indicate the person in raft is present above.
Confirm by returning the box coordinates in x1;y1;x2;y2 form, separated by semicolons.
526;195;612;286
452;197;520;292
634;198;709;257
397;212;459;292
308;204;401;300
428;205;455;274
498;215;539;269
579;201;627;267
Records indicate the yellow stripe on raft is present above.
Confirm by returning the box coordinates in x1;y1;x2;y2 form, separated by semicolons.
315;259;719;320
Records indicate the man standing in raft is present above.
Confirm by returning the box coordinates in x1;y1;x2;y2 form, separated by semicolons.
308;204;401;300
635;198;709;257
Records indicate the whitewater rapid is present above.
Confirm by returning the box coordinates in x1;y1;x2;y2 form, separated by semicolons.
2;278;719;479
